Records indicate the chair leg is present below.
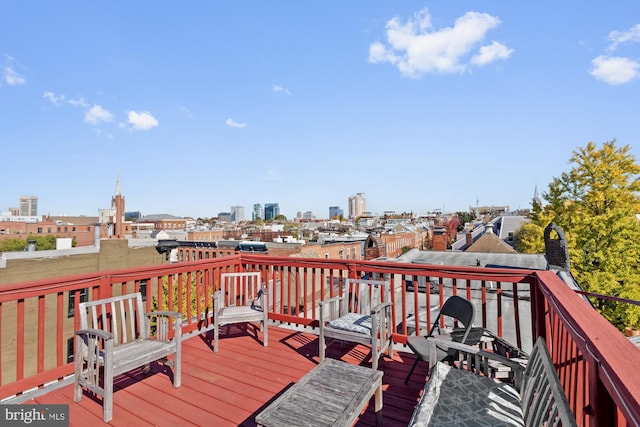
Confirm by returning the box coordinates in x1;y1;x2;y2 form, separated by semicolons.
263;319;268;347
213;320;219;352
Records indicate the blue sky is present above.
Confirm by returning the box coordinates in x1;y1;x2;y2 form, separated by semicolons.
1;2;639;219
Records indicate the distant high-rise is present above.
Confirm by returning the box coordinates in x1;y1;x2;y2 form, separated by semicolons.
348;193;366;219
329;206;343;219
19;196;38;216
252;204;264;221
230;206;245;222
264;203;280;221
297;211;313;220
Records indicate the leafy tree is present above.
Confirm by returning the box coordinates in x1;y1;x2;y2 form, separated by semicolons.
518;140;640;329
455;211;476;232
0;238;28;252
0;235;60;252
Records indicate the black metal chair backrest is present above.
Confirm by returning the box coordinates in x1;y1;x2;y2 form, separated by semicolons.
428;295;475;343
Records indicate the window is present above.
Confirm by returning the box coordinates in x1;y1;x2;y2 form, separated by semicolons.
67;337;75;363
72;227;76;232
68;288;88;318
139;280;147;302
47;227;52;233
37;227;42;234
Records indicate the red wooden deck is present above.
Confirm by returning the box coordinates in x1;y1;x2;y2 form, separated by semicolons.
30;325;425;426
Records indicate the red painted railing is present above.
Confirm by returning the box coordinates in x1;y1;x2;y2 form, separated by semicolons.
0;255;638;426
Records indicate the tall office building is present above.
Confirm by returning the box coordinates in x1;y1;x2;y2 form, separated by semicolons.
348;193;366;219
19;196;38;216
264;203;280;221
230;206;245;222
329;206;343;219
252;204;264;221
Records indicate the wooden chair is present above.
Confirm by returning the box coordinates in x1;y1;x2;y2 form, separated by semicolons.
213;272;269;352
318;278;393;370
74;292;182;422
404;295;478;383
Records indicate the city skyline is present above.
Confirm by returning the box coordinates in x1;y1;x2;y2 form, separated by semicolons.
1;2;639;219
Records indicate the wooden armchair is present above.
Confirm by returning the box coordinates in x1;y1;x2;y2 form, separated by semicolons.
318;278;393;370
213;272;269;352
74;292;182;422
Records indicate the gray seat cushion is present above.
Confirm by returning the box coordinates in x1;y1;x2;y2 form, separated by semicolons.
327;312;372;335
409;362;524;427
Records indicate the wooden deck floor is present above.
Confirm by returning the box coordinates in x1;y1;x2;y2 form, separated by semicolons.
29;325;427;426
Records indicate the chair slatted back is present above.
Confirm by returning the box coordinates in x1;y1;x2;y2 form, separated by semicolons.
341;278;390;315
220;272;262;309
79;293;146;345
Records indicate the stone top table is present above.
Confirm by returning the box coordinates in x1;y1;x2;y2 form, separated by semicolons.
255;358;383;427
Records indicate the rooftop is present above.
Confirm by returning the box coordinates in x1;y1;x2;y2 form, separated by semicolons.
1;254;639;426
23;325;422;426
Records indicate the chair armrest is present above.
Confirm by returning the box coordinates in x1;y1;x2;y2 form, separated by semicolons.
318;296;343;323
426;336;526;389
371;301;391;315
146;311;183;340
75;328;113;341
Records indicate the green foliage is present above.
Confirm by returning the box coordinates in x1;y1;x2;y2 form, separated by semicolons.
0;235;60;252
152;274;205;323
513;222;545;253
518;140;640;329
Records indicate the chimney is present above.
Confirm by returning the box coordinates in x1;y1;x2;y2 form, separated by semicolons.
466;231;473;247
484;224;494;234
94;223;101;248
432;227;447;251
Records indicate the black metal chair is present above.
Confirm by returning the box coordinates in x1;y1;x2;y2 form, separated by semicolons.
404;295;478;384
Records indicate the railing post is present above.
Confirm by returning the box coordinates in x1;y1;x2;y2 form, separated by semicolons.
531;277;546;343
347;263;358;280
98;274;112;300
586;355;616;427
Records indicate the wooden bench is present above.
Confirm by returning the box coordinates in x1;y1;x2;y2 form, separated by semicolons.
408;337;576;426
73;292;183;422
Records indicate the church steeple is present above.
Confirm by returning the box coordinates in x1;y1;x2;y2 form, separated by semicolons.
533;185;542;208
111;175;125;239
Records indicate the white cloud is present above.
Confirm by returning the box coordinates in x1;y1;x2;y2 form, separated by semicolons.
3;66;25;86
68;96;89;108
43;91;65;105
471;41;513;66
608;24;640;51
84;105;114;125
226;118;246;128
127;110;159;130
368;8;510;77
589;55;640;85
273;85;292;96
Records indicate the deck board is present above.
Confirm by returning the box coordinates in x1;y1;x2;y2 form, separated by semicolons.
29;325;426;426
